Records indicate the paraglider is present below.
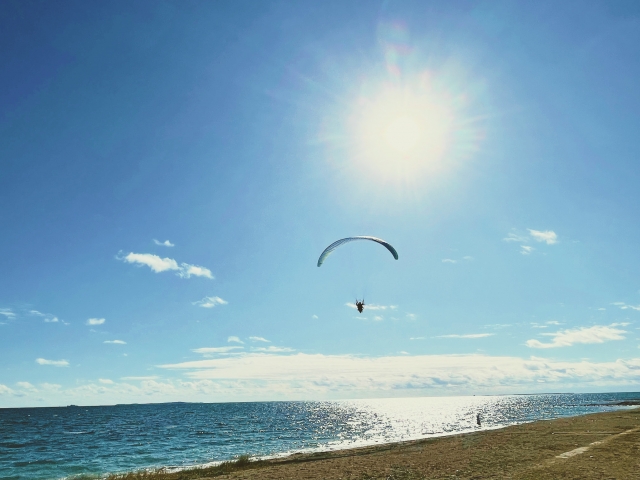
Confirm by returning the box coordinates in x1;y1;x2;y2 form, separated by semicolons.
317;236;398;267
317;236;398;314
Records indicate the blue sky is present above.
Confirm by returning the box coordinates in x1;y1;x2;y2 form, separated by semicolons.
2;0;640;407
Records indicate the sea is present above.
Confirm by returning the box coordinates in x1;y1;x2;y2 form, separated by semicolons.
1;392;638;480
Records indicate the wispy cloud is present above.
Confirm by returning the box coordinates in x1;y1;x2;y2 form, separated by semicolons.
528;229;558;245
503;232;527;243
153;239;174;247
104;340;126;344
437;333;494;339
227;336;244;344
17;381;35;389
192;296;227;308
86;318;105;326
99;379;114;384
442;256;473;264
249;336;270;343
178;264;213;279
36;358;69;367
612;302;640;311
504;229;558;253
0;309;16;318
119;252;213;279
345;303;397;311
251;346;295;353
410;337;425;340
0;384;16;395
121;376;159;381
312;315;318;319
526;325;627;349
29;309;64;324
192;346;243;354
406;313;417;320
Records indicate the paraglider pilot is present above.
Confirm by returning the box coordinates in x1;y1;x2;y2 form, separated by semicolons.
355;299;365;313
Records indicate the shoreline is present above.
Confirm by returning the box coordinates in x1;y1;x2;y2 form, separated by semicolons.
107;405;640;479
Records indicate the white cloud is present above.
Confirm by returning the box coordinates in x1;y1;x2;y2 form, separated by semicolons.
29;310;62;323
156;353;640;399
121;252;179;273
251;346;295;353
528;229;558;245
192;346;243;354
17;381;35;389
520;245;534;255
312;315;319;319
0;309;15;318
6;353;640;406
437;333;494;339
178;263;213;279
406;313;417;320
104;340;126;344
227;336;244;344
409;337;425;340
36;358;69;367
463;256;474;261
442;259;457;264
547;321;561;325
87;318;105;326
121;376;159;381
120;252;213;279
153;239;175;247
373;315;384;321
613;302;640;311
99;379;114;384
525;325;627;349
0;384;15;395
503;232;527;242
249;336;270;343
192;296;227;308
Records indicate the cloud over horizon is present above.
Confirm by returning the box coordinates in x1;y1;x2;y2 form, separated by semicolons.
437;333;494;339
525;325;627;349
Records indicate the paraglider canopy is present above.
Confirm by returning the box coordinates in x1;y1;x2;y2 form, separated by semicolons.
317;236;398;267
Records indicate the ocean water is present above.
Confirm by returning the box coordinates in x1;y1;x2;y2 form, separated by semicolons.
0;392;638;480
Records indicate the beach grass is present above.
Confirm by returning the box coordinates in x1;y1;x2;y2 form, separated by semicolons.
104;455;263;480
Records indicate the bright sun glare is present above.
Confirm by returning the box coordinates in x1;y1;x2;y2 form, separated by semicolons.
350;78;456;184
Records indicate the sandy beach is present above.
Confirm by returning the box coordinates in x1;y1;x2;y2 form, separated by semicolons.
199;407;640;480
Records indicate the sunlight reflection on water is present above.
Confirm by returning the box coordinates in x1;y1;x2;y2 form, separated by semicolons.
0;393;636;480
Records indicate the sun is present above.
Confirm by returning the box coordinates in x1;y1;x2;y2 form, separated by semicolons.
348;76;457;185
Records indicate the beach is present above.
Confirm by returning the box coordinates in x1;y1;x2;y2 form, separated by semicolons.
171;406;640;480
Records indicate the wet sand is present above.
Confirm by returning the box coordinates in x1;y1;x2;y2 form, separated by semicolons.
211;407;640;479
